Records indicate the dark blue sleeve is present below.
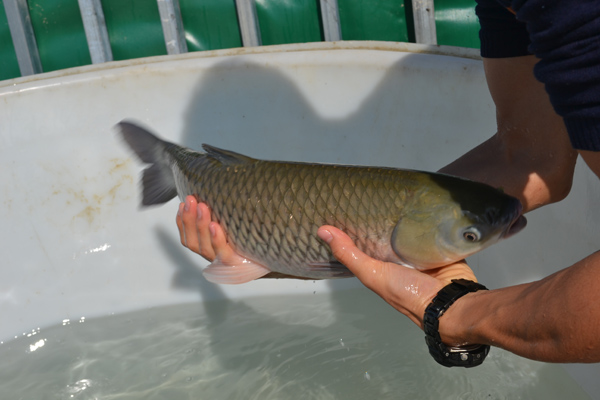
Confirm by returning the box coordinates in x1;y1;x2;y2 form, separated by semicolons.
475;0;531;58
513;0;600;151
476;0;600;151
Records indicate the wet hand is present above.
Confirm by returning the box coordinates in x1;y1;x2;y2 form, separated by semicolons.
317;226;477;329
176;195;237;262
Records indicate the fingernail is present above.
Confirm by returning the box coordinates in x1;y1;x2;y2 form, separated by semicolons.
197;204;203;220
184;197;190;211
209;223;216;238
318;229;333;244
177;203;184;216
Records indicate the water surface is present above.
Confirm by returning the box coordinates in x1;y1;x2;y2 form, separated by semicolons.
0;288;589;399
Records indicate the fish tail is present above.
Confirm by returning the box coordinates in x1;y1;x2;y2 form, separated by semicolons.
117;121;178;206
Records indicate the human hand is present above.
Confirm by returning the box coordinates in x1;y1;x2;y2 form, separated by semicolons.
175;195;239;263
317;226;477;329
175;195;332;281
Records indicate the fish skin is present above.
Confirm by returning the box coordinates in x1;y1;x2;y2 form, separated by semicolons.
117;121;526;284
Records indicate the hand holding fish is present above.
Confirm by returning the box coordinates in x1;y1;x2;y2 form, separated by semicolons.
176;195;476;329
316;225;477;328
176;196;234;263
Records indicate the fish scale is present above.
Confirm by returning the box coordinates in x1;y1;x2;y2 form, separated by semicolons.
118;121;527;284
188;160;407;277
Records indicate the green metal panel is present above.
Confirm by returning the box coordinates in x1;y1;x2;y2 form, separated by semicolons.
100;0;166;60
0;0;481;82
338;0;410;42
179;0;242;51
434;0;480;49
255;0;323;46
28;0;91;73
0;2;20;80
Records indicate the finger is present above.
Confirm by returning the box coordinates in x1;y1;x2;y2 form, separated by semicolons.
208;221;238;262
319;225;443;326
317;226;387;291
196;202;216;260
180;195;200;252
176;202;186;244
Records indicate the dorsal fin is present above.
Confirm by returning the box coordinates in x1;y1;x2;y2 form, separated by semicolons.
202;144;256;165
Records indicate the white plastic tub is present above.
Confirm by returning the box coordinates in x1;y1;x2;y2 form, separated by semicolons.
1;42;598;397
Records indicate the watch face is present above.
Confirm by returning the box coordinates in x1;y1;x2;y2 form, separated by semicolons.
428;341;490;368
447;344;484;353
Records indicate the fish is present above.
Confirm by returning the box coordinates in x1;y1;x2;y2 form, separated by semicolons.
117;121;527;285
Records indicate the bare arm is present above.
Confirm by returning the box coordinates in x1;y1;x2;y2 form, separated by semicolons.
440;251;600;362
318;227;600;363
440;56;578;212
433;57;600;362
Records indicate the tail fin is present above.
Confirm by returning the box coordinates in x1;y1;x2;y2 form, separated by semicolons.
117;121;178;206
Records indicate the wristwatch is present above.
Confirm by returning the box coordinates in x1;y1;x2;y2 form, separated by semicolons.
423;278;490;368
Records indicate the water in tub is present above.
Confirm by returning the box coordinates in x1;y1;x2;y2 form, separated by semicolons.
0;288;589;399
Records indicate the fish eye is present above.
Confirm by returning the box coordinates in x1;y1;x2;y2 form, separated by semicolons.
463;227;481;243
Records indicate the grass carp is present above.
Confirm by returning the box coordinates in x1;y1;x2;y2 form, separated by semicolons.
117;121;526;284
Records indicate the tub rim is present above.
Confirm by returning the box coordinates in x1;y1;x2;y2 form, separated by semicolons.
0;41;481;90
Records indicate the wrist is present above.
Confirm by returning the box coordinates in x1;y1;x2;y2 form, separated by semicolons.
423;279;490;367
437;289;488;347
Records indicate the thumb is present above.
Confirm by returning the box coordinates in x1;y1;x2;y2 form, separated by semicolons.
317;225;386;290
318;225;439;327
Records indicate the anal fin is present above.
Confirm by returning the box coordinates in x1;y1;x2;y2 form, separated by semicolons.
203;258;271;284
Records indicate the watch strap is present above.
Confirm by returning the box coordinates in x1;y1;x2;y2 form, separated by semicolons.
423;278;490;368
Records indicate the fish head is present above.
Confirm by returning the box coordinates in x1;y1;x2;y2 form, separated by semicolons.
391;174;527;270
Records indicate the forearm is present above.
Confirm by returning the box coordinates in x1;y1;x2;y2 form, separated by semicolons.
440;251;600;362
439;56;577;213
438;135;557;212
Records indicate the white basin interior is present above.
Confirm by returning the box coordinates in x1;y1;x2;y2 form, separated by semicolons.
1;41;598;396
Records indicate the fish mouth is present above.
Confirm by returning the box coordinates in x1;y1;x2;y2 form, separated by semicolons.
503;214;527;239
502;200;527;239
